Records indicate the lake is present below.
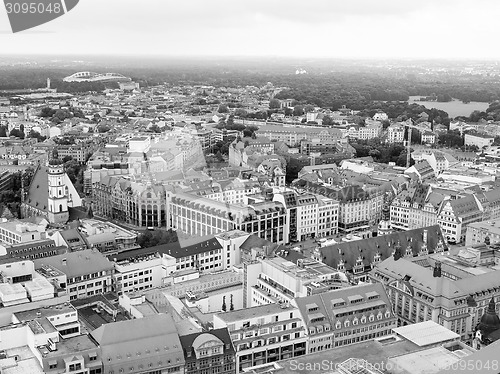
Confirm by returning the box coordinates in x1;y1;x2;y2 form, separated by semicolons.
407;96;490;118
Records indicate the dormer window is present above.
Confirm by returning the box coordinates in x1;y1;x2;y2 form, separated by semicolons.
355;255;363;266
406;245;413;257
337;260;345;272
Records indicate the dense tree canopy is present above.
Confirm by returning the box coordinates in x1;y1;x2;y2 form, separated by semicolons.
438;130;464;148
137;229;179;248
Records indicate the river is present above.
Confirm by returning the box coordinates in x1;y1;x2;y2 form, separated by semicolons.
408;96;490;118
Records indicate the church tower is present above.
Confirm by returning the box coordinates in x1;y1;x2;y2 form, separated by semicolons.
377;192;392;236
47;149;69;224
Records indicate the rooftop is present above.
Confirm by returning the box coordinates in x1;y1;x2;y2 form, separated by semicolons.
216;303;291;323
389;343;475;374
264;256;337;279
467;218;500;236
33;249;113;278
0;346;43;374
393;321;460;347
436;340;499;374
276;337;420;374
37;334;97;358
214;230;250;241
14;303;76;322
112;236;222;262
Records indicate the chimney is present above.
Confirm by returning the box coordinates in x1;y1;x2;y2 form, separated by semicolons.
62;258;67;266
433;262;442;278
423;230;428;245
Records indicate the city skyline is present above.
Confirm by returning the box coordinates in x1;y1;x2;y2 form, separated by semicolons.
1;0;500;59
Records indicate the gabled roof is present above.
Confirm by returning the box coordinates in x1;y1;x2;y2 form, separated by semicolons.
33;249;113;278
484;187;500;204
376;255;500;303
448;195;481;217
319;225;446;272
91;314;185;369
294;283;393;328
24;166;49;212
112;236;222;262
91;314;177;345
240;235;276;252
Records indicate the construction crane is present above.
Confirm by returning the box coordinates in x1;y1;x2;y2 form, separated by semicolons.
403;118;429;168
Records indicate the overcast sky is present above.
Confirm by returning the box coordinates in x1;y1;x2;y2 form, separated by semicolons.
1;0;499;59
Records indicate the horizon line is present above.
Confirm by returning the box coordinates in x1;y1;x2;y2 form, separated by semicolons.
1;54;500;62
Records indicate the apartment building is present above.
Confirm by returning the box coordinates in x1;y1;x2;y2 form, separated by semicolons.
189;178;262;205
170;192;287;244
111;230;254;289
464;133;495;148
437;195;483;243
0;257;56;307
93;175;167;228
466;219;500;246
112;252;164;296
213;303;307;373
180;328;236;374
412;151;456;175
337;185;380;235
78;218;139;254
13;303;81;338
390;183;444;231
293;283;396;353
54;144;93;163
296;194;318;241
33;249;114;301
299;139;351;157
392;184;500;242
421;131;437;144
313;225;447;283
345;122;382;140
211;128;241;143
192;128;212;150
317;195;339;237
0;219;46;247
272;189;339;243
37;334;102;374
477;187;500;222
245;255;345;308
370;248;500;340
255;125;344;146
386;124;405;143
90;314;185;374
1;238;63;260
291;181;383;236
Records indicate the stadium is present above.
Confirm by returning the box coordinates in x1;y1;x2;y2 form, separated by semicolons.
63;72;132;83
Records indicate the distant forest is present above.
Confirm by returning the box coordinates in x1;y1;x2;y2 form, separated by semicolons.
1;60;500;104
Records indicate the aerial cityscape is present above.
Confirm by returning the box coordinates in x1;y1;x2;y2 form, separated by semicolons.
0;1;500;374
